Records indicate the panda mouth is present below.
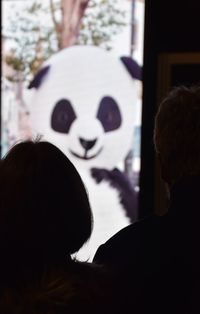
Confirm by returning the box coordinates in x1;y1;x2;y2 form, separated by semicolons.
70;147;103;160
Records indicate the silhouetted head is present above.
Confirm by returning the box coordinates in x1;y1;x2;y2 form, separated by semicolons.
154;85;200;187
0;140;93;273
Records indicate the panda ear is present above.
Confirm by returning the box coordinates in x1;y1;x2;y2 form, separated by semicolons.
28;65;50;89
120;57;142;81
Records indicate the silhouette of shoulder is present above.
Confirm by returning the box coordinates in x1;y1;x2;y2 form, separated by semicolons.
94;214;168;268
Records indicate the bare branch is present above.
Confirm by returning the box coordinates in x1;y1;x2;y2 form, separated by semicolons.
60;0;89;49
49;0;62;46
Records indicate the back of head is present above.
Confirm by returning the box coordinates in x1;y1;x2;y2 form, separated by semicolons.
0;140;92;284
154;85;200;185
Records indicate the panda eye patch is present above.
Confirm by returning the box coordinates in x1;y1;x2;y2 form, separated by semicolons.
97;96;122;132
51;99;76;133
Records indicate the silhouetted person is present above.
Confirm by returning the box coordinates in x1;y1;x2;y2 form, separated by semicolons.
93;85;200;313
0;141;114;314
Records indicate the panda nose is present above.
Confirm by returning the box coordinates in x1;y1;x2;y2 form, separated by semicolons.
79;137;97;151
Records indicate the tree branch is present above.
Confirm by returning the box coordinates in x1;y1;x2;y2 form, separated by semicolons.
49;0;62;47
60;0;89;49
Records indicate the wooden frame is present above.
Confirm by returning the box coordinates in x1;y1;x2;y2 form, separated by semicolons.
155;52;200;215
157;52;200;102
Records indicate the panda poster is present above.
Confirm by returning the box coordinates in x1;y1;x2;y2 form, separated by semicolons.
2;0;145;261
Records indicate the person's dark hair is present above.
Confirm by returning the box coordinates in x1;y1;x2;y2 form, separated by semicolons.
0;140;92;282
154;85;200;184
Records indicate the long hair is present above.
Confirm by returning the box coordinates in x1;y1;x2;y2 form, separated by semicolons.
0;140;93;284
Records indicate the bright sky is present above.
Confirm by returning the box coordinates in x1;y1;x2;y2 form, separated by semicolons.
2;0;144;64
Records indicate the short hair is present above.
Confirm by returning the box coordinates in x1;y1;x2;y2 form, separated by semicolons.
154;85;200;183
0;141;93;263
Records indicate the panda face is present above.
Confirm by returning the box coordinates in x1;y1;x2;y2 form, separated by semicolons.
50;95;122;161
30;46;138;170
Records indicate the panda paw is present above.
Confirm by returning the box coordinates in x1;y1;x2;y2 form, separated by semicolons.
91;168;111;184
